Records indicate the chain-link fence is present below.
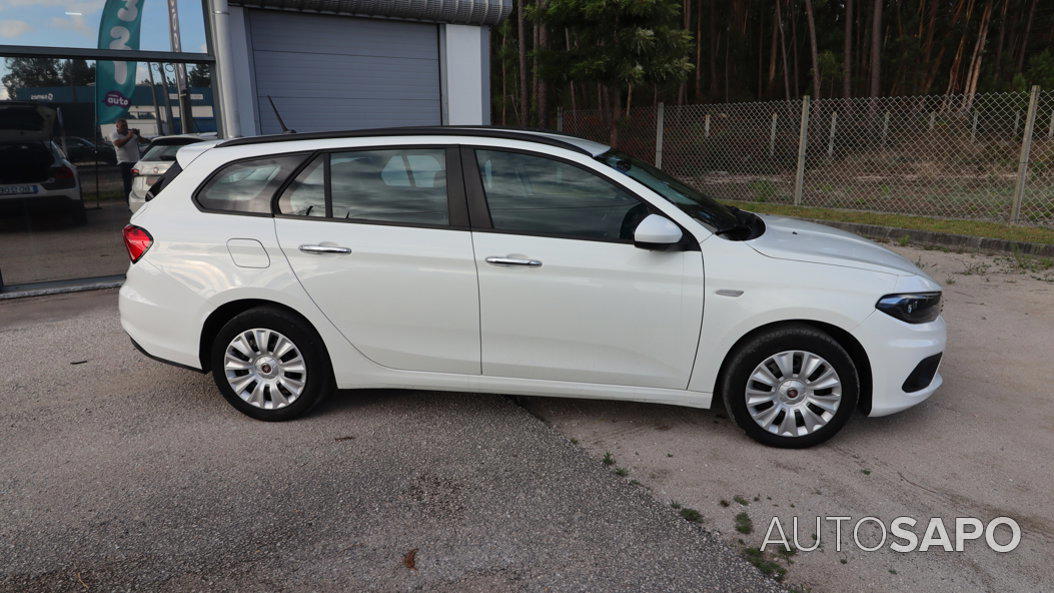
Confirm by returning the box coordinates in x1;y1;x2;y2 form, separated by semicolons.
559;87;1054;228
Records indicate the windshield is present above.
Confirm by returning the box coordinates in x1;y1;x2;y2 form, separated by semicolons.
597;150;739;232
141;140;196;162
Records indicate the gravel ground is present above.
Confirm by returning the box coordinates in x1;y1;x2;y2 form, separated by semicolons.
522;245;1054;593
0;290;784;593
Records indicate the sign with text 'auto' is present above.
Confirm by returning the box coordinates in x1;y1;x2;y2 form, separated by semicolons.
95;0;144;124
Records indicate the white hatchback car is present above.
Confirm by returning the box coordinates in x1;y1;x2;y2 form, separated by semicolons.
120;127;945;447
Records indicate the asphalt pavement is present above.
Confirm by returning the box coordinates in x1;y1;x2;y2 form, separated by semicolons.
0;289;784;593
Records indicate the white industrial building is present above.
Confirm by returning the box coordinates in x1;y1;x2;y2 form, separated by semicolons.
211;0;508;137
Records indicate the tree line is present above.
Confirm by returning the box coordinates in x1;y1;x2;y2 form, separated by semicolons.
491;0;1054;140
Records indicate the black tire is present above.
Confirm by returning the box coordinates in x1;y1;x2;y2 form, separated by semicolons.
721;323;859;448
210;306;333;421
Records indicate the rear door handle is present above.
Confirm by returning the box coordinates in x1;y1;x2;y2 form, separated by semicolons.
299;244;352;255
485;256;542;267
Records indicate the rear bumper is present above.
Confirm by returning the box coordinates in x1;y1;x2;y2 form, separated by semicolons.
854;311;947;417
119;260;205;370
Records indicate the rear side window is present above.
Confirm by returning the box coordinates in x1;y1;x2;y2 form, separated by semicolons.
278;148;449;226
197;154;305;214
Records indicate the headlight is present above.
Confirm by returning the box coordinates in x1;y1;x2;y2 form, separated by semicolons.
875;292;942;324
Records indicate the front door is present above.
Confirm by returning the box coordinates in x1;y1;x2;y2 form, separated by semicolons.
274;146;479;374
466;147;704;389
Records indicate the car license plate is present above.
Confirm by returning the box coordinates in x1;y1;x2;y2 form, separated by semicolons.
0;184;37;195
144;176;160;186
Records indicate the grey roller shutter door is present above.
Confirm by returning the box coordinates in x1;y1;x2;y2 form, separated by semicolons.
249;10;441;134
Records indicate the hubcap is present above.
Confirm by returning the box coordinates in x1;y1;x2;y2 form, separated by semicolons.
745;350;842;437
223;328;307;410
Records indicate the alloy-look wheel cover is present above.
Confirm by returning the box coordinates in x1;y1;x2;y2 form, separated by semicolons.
745;350;842;437
223;328;307;410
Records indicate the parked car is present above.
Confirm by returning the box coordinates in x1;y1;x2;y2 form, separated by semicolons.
128;133;216;212
0;103;85;224
119;127;945;447
60;136;117;165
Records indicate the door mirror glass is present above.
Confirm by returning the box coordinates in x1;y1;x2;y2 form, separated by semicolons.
633;214;683;249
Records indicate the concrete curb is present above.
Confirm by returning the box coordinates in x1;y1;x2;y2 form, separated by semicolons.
805;218;1054;258
0;277;123;300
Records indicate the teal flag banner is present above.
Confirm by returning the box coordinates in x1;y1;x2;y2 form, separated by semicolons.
96;0;144;124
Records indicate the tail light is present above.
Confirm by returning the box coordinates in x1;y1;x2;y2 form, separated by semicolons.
131;167;140;176
123;225;153;263
44;165;76;189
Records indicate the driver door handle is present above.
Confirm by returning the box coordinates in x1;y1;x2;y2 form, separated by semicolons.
299;244;352;255
486;256;542;267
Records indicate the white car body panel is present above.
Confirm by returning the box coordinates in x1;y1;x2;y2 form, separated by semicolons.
275;218;481;374
472;232;704;389
121;130;946;424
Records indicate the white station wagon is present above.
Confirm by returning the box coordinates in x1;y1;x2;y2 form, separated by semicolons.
119;127;946;447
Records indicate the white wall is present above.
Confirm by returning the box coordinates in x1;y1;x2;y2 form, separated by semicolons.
226;5;260;135
441;24;488;126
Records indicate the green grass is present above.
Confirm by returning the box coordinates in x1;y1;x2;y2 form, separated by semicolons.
726;200;1054;245
678;507;703;523
734;512;754;534
741;547;787;582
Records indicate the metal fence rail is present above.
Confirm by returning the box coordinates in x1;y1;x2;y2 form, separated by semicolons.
560;87;1054;228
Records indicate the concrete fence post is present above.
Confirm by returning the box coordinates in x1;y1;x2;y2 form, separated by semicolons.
1010;85;1041;222
826;111;838;158
556;106;563;132
768;112;778;158
654;102;665;168
1013;111;1021;138
1048;105;1054;139
880;111;890;150
970;112;979;143
793;96;811;206
928;112;936;131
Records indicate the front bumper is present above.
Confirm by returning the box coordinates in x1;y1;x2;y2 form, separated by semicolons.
853;310;947;417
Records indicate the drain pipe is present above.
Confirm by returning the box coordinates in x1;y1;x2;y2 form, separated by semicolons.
210;0;241;138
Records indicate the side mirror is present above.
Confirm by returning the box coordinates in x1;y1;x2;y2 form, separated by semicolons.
633;214;683;250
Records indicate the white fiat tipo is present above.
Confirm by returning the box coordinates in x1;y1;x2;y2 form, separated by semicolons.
119;127;945;447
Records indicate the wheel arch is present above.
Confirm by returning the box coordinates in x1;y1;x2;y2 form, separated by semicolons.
713;319;873;415
198;298;332;373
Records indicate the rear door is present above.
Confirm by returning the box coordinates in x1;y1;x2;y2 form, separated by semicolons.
274;146;480;374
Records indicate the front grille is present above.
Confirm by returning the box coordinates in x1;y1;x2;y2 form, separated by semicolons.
902;353;943;393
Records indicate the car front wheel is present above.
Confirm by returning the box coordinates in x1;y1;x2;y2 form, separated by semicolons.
210;307;333;421
722;324;859;448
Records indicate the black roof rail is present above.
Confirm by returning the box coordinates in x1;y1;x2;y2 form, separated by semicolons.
215;126;593;155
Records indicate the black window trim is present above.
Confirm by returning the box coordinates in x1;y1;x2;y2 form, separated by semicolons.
460;144;698;250
271;144;470;231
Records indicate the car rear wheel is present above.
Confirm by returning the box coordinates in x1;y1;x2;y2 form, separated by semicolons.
210;307;333;421
722;324;859;448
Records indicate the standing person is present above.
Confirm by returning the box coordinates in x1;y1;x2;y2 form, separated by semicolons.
110;118;141;202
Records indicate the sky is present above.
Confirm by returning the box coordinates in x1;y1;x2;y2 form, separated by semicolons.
0;0;208;52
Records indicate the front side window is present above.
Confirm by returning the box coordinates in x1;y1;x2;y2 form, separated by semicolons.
474;149;644;241
197;154;305;214
596;150;739;232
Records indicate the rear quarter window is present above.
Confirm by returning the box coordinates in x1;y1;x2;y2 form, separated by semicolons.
195;154;306;214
